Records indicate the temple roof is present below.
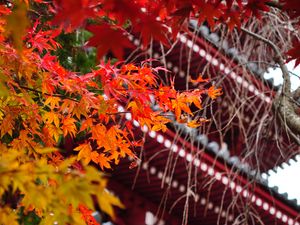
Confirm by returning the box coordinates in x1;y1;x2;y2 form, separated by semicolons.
110;109;300;224
107;26;300;224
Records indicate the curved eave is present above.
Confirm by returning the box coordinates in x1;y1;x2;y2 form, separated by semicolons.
110;123;300;224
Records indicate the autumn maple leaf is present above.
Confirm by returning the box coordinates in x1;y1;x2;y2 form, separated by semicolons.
52;0;97;31
243;0;269;21
100;0;143;26
190;75;209;84
194;0;225;28
47;124;63;142
172;94;193;120
207;85;222;100
27;20;61;52
221;8;241;31
78;204;100;225
74;142;92;165
44;96;61;109
98;153;111;170
62;117;77;137
43;111;60;128
287;40;300;68
187;118;210;128
134;15;170;47
4;1;29;51
87;24;133;60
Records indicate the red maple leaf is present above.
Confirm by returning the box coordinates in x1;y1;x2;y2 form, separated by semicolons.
27;21;61;52
287;40;300;68
243;0;269;21
194;0;226;28
100;0;143;26
87;24;133;60
134;15;170;47
52;0;97;31
225;0;242;8
221;8;241;30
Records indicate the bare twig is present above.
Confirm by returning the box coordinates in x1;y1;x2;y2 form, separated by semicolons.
242;27;300;138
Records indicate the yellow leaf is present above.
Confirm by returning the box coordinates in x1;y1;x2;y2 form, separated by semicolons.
0;82;8;96
152;123;167;132
43;111;60;128
47;124;63;142
74;143;92;165
97;190;124;218
44;96;61;109
127;101;141;115
187;120;201;128
4;1;29;52
35;147;58;154
0;207;18;225
57;156;77;171
187;118;210;128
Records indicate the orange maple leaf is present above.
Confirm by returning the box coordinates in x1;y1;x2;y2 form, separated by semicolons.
187;118;210;128
47;124;63;142
207;85;222;100
79;117;93;132
44;96;61;109
119;141;134;158
62;117;77;137
74;142;92;165
190;75;209;84
98;153;111;170
0;114;14;137
172;94;193;120
90;151;99;164
43;111;60;128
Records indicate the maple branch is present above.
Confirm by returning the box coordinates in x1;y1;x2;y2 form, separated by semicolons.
241;27;291;94
18;85;80;102
241;27;300;139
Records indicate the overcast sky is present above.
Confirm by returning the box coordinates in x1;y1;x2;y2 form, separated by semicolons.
263;60;300;91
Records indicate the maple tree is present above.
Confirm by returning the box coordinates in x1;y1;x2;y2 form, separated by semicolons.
1;0;300;224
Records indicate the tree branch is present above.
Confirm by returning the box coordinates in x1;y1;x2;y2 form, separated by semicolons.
241;27;291;94
241;27;300;139
293;87;300;100
18;85;80;102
